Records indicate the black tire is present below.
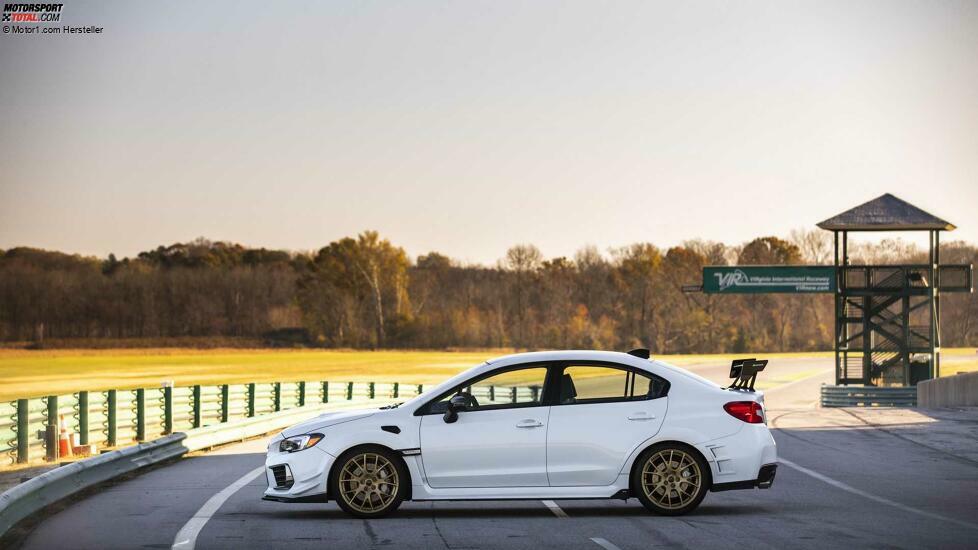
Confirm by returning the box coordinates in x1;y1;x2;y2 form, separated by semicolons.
631;442;711;516
329;445;408;518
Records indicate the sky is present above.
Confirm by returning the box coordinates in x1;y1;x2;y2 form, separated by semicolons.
1;0;976;265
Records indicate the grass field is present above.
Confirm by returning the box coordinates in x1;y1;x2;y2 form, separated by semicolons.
0;347;975;401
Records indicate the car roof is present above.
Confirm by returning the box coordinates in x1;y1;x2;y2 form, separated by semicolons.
435;350;654;394
487;350;649;367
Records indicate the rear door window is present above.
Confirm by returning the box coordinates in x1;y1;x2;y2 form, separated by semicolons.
558;364;668;405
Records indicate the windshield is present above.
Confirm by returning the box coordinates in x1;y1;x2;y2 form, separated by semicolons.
395;361;489;409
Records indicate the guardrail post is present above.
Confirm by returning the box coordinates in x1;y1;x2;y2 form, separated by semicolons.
346;382;353;400
192;385;202;428
46;395;57;427
489;386;494;402
247;383;256;417
16;399;28;463
417;384;423;396
369;382;375;399
273;382;281;412
221;384;229;423
298;381;306;408
45;395;58;462
107;390;117;447
78;391;89;446
393;382;399;399
135;388;146;441
511;387;517;403
163;385;173;434
321;381;329;403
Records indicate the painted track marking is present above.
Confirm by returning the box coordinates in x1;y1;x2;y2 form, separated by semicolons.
780;458;978;531
542;499;568;518
590;537;622;550
171;466;265;549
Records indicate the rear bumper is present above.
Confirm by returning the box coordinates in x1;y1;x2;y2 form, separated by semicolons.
700;422;777;488
712;463;777;492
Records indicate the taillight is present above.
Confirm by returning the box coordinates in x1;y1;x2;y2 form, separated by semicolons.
724;401;764;424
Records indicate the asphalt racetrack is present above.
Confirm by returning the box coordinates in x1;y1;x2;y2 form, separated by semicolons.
15;358;978;549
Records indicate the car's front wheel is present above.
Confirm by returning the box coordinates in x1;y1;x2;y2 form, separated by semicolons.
330;446;407;518
632;443;710;515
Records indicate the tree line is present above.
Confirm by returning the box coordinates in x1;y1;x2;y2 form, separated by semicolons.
1;230;976;352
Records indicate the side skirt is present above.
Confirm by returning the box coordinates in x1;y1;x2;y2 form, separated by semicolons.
407;475;632;501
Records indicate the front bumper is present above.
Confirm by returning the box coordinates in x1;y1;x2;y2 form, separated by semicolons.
262;440;335;502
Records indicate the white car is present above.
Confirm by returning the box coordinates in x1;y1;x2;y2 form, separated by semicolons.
262;350;777;517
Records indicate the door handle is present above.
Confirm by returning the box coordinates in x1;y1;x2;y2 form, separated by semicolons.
627;413;656;421
516;420;544;428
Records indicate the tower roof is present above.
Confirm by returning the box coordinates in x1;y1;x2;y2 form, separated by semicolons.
817;193;955;231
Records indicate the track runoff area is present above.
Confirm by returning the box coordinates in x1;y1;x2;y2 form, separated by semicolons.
15;356;978;550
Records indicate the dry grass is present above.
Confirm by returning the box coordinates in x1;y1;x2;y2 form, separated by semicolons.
942;359;978;376
1;347;974;401
0;348;505;401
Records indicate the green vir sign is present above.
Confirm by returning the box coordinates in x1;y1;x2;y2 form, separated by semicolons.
703;266;837;294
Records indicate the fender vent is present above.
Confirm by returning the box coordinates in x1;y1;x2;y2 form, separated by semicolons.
381;425;401;434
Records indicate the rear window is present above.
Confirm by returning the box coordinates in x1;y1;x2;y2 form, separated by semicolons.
652;360;722;389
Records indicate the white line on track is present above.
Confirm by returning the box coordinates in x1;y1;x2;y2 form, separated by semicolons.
171;466;265;549
542;499;568;518
779;458;978;531
590;537;623;550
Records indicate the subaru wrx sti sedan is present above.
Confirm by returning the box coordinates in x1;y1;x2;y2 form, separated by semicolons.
262;350;777;517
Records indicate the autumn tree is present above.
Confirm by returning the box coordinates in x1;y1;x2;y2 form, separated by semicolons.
505;244;543;347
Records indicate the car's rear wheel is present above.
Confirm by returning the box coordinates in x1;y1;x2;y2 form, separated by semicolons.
330;446;407;518
632;443;709;515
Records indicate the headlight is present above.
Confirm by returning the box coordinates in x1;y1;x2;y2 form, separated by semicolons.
279;433;324;453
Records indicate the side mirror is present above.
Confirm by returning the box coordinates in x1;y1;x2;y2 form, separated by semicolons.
443;394;469;424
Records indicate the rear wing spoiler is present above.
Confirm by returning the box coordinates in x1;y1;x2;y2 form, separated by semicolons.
727;358;768;391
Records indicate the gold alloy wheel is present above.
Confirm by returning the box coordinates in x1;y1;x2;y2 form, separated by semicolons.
338;452;400;514
640;449;702;510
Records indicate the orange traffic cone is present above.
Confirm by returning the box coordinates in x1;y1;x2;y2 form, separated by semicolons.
58;414;74;458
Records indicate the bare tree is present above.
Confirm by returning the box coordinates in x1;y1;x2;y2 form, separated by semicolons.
789;228;833;264
505;244;542;347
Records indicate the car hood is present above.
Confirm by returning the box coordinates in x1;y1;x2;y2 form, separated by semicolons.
279;408;377;438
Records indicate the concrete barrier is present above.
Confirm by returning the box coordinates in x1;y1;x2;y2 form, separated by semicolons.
918;371;978;408
0;398;376;538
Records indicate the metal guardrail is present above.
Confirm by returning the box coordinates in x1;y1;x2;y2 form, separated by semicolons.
3;380;431;465
3;379;546;465
820;385;917;407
